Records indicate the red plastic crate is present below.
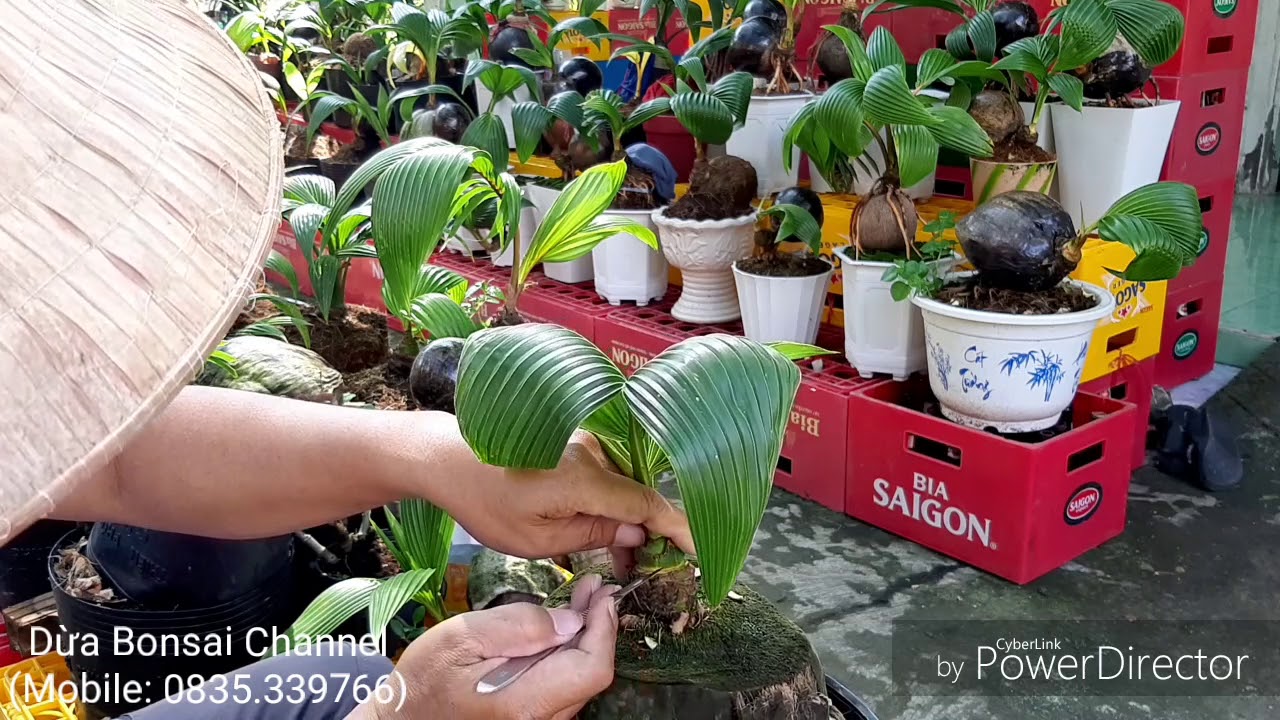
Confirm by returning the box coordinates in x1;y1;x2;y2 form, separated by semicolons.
846;378;1136;584
1155;278;1223;389
518;271;618;343
888;7;958;63
0;621;20;668
1155;0;1259;75
1169;176;1234;294
797;2;890;67
933;164;973;200
1157;70;1248;185
609;8;689;55
594;301;738;372
1081;357;1155;472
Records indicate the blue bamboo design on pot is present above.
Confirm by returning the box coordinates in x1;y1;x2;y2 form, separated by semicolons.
1000;350;1066;402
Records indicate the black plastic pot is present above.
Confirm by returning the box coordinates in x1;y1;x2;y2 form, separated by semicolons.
319;156;363;189
826;675;879;720
49;530;294;717
0;520;80;608
87;523;292;608
324;69;383;129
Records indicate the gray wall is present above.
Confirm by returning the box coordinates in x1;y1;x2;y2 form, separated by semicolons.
1239;0;1280;194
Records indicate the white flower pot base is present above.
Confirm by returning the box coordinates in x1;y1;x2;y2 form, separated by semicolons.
652;210;756;324
593;209;667;306
733;262;832;344
913;281;1116;433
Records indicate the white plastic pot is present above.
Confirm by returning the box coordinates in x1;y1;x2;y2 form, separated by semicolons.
475;83;535;150
652;209;756;324
525;184;561;223
445;229;486;254
1051;100;1180;229
732;261;832;344
491;204;534;268
726;93;813;198
592;209;667;306
834;248;952;381
544;255;594;283
912;281;1116;433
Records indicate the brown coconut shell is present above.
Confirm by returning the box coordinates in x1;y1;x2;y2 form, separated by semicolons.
968;89;1024;145
854;187;917;254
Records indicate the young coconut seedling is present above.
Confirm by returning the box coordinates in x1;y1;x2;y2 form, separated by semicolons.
453;324;832;627
1046;0;1186;105
728;0;808;94
784;26;993;257
742;187;828;275
886;182;1203;309
499;0;611;94
861;0;1041;65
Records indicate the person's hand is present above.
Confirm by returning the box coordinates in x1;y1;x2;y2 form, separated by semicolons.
442;430;694;562
351;575;619;720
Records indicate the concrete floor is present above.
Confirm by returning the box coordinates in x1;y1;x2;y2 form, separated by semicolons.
1218;194;1280;367
738;346;1280;720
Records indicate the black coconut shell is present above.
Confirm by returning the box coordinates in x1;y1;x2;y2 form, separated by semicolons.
991;1;1039;54
490;24;534;67
956;191;1078;292
816;8;862;84
557;57;603;95
409;338;465;413
774;186;824;229
729;17;781;76
743;0;787;27
432;102;471;143
1081;50;1151;99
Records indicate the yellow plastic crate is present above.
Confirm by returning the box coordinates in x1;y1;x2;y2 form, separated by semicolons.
0;655;76;720
509;154;562;179
548;11;611;61
1068;238;1166;382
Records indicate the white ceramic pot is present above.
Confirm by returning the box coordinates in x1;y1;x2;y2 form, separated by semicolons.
732;260;832;344
652;209;756;323
912;281;1116;433
1051;100;1180;229
475;83;535;150
726;93;813;198
592;209;667;305
834;248;953;381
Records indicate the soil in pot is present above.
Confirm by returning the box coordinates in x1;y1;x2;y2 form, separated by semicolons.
292;304;390;374
991;133;1056;163
612;165;661;211
738;254;831;277
935;279;1098;315
343;351;414;410
664;155;757;221
549;566;828;719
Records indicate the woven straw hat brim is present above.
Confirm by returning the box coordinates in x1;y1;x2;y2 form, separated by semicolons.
0;0;283;541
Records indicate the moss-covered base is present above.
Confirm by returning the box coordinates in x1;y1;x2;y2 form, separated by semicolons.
550;567;829;720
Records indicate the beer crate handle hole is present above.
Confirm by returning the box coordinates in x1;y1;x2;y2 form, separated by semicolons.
1178;298;1204;318
1107;381;1130;401
1205;37;1234;57
906;433;962;468
1105;327;1138;354
776;455;792;474
1066;442;1105;473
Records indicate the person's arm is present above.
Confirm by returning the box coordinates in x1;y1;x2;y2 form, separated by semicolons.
51;385;693;559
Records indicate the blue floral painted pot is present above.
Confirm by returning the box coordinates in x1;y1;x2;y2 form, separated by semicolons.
912;281;1115;433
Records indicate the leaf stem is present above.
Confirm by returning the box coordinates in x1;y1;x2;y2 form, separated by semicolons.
627;415;654;488
1027;84;1049;142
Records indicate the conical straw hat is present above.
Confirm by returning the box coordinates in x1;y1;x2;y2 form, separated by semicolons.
0;0;283;541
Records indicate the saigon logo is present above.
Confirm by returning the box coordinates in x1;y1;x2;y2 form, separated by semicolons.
608;344;651;373
1064;483;1103;526
1196;123;1222;156
1173;330;1200;360
1106;275;1150;321
872;473;995;548
1197;226;1210;257
1213;0;1237;18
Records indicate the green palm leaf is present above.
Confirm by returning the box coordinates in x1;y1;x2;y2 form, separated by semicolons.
548;90;587;128
966;10;998;62
821;24;874;83
371;146;478;319
1105;0;1185;67
367;569;436;645
865;26;906;72
410;293;481;339
814;78;870;159
265;250;301;299
624;97;672;132
455;325;627;468
925;105;993;157
670;92;736;145
413;264;469;299
764;342;837;361
277;577;379;654
893;124;941;189
1097;216;1185;281
511;101;553;163
624;335;801;606
397;499;455;582
461;113;510;171
284;175;336;207
1055;0;1118;71
760;204;823;253
1047;73;1085;112
1096;182;1203;261
708;72;754;125
864;65;937;127
540;216;660;263
328;138;456;233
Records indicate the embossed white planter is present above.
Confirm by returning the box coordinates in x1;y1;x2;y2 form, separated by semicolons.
726;93;813;198
834;249;954;381
652;209;756;323
913;281;1115;433
733;260;832;344
593;209;667;305
1051;100;1180;229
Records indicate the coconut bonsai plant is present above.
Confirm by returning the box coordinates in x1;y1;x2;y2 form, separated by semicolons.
1043;0;1187;228
452;324;835;717
513;88;675;299
897;182;1202;432
785;26;992;378
733;187;833;344
304;84;408;186
725;0;815;195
